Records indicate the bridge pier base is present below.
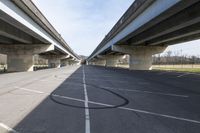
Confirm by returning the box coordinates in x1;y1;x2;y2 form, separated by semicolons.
71;60;79;65
94;59;106;66
0;45;52;72
7;53;34;72
112;45;166;70
88;61;95;65
129;52;154;70
105;55;122;67
39;55;66;68
48;59;61;68
61;59;70;67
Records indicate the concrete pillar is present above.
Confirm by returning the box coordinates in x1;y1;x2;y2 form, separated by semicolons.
88;61;94;65
94;59;106;66
48;58;61;68
7;53;34;72
70;60;78;66
0;44;54;72
68;60;73;65
61;59;70;67
86;61;89;65
39;55;66;68
105;55;122;67
88;60;95;65
129;52;153;70
112;45;166;70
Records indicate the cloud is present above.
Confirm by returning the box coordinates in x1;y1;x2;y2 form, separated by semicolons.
33;0;133;56
33;0;200;56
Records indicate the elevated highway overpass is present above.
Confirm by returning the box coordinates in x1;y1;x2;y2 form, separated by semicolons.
87;0;200;70
0;0;80;72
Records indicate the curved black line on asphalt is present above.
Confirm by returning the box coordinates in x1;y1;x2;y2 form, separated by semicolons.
50;82;129;109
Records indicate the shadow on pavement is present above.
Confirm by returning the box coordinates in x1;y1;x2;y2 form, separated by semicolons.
13;66;129;133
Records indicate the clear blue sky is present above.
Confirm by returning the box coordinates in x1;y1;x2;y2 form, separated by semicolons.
33;0;200;56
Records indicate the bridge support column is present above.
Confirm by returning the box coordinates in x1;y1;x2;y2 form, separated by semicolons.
39;54;66;68
94;59;106;66
68;60;74;65
70;60;79;65
0;45;53;72
112;45;166;70
7;53;34;72
88;61;94;65
105;55;122;67
61;59;69;67
129;51;154;70
48;59;61;68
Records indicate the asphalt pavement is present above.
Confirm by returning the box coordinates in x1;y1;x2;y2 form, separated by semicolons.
0;65;200;133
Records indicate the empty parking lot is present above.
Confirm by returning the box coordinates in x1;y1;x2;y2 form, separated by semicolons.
0;65;200;133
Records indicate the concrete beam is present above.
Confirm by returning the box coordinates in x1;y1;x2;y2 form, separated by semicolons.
148;23;200;45
0;20;33;44
0;35;14;44
0;44;54;55
130;2;200;45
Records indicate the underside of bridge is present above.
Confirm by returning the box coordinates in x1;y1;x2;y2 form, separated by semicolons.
0;0;79;72
0;13;52;71
88;0;200;70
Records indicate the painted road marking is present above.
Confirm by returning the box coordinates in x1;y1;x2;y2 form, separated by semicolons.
157;71;200;77
177;73;200;77
177;73;192;77
103;86;189;98
49;94;200;124
14;87;45;94
0;123;18;133
15;87;200;124
52;94;85;102
82;66;91;133
53;95;200;124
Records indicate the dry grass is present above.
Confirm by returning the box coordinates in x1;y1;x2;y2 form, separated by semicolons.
153;64;200;73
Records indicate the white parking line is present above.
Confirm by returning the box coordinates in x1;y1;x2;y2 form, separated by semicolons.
103;86;189;98
157;71;200;77
0;123;18;133
15;87;200;124
14;87;45;94
52;95;200;124
52;94;85;102
82;66;91;133
177;72;200;77
177;73;192;78
45;93;200;124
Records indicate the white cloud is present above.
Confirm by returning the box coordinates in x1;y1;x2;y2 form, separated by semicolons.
33;0;133;56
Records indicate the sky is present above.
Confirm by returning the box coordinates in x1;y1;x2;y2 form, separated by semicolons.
33;0;200;57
